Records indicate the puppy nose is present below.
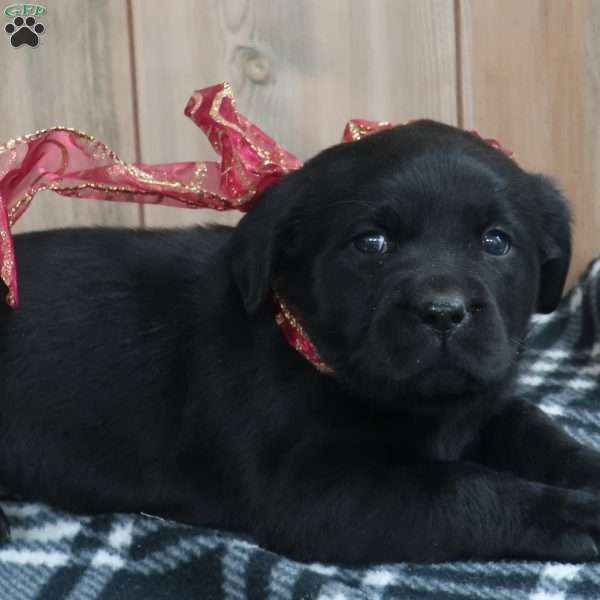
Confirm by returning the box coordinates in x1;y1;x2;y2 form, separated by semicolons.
420;295;467;332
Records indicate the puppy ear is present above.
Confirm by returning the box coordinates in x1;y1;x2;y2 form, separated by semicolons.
229;177;298;314
534;176;572;314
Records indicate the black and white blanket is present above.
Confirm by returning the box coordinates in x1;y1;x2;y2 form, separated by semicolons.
2;257;600;600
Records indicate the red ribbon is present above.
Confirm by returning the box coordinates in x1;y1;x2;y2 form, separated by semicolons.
0;81;513;311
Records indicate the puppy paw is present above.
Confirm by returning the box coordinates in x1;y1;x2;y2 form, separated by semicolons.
519;488;600;561
553;532;598;561
554;447;600;496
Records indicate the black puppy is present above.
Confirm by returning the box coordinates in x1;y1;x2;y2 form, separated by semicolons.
1;120;600;564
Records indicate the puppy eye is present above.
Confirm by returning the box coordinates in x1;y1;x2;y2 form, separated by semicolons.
354;233;389;254
481;229;511;256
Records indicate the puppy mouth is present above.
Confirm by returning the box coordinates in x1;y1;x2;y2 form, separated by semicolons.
418;363;470;381
412;364;477;398
348;304;514;398
392;341;497;390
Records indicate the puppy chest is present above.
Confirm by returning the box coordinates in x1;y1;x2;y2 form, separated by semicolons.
423;419;480;461
352;414;479;463
370;415;479;462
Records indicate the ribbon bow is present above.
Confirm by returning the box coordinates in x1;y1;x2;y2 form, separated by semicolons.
0;81;513;308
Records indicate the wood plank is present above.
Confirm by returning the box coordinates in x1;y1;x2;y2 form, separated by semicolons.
132;0;457;227
460;0;599;287
130;0;229;228
0;0;140;232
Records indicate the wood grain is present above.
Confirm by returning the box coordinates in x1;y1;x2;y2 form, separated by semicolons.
130;0;230;228
0;0;140;232
2;0;599;289
459;0;600;287
131;0;458;227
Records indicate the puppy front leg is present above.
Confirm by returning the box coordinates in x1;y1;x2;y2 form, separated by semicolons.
252;441;600;563
477;399;600;493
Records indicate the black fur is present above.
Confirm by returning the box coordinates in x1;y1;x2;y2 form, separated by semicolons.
1;120;600;563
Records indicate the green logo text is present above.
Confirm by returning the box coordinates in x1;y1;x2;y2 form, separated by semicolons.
3;4;46;17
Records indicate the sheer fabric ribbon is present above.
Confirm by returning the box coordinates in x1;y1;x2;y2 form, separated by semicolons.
0;82;512;307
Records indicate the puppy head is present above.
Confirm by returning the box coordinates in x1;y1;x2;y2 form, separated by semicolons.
230;121;571;409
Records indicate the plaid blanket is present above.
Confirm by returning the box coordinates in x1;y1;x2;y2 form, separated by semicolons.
3;259;600;600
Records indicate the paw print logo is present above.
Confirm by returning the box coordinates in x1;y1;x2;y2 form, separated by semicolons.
5;16;44;47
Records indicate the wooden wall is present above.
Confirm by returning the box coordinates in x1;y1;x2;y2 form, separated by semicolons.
1;0;598;287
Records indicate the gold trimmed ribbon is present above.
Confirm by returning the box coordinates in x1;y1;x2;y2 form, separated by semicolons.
0;82;513;307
